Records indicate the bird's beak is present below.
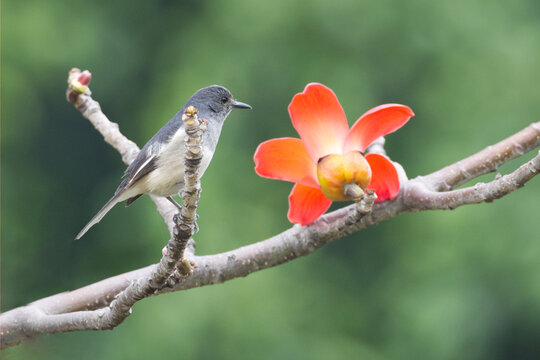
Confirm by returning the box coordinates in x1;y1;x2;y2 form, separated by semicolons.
232;101;252;110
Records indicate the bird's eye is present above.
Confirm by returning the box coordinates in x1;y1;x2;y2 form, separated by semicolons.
221;96;228;104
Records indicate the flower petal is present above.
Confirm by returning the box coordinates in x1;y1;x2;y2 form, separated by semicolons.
289;83;350;162
287;184;332;225
365;153;400;202
254;138;318;188
344;104;414;153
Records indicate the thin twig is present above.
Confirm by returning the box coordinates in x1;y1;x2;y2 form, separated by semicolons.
66;68;139;165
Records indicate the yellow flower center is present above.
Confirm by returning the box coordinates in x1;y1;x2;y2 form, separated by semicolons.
316;151;371;201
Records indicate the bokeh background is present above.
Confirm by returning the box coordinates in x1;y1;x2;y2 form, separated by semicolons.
3;0;540;359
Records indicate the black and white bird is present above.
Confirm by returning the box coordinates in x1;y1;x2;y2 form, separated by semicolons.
76;85;251;239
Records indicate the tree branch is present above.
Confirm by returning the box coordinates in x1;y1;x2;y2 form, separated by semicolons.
423;121;540;191
1;69;539;349
365;136;386;156
0;72;205;347
404;150;540;210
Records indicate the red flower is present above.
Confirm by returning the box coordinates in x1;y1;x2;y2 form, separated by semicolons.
254;83;414;225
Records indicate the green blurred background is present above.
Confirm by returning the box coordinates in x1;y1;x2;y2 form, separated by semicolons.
2;0;540;359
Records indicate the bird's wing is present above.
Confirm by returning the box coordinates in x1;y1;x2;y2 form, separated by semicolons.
114;152;157;196
115;116;184;196
125;155;157;188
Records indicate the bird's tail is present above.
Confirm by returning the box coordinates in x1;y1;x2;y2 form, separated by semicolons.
75;194;121;240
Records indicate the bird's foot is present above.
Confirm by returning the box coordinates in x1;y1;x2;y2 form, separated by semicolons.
193;214;199;234
166;196;182;211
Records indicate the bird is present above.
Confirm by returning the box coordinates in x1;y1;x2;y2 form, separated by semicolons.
76;85;251;239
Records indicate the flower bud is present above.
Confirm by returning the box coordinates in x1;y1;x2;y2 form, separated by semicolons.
71;70;92;93
317;151;371;201
78;70;92;86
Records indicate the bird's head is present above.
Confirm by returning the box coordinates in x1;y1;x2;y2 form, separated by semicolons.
188;85;251;122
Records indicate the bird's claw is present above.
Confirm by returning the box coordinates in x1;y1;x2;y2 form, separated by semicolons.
193;214;199;234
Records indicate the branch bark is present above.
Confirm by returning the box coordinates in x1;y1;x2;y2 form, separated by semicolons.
1;69;539;349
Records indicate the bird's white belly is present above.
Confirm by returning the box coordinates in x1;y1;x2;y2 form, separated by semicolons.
144;135;213;197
